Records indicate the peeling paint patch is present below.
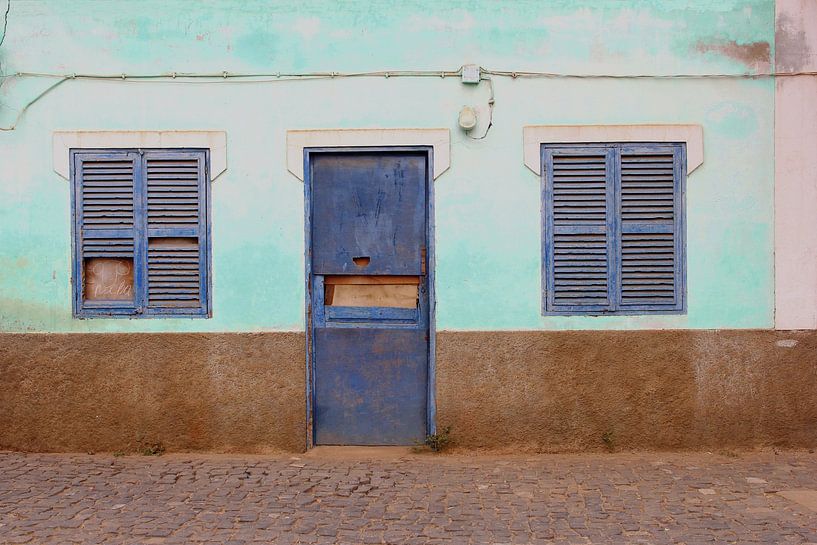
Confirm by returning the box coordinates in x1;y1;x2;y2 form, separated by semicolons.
777;339;798;348
695;40;771;71
775;13;810;72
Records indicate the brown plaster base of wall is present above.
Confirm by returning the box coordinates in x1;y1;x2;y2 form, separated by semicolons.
1;330;816;453
0;333;306;453
436;330;817;451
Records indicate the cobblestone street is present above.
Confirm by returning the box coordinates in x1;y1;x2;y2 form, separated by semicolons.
1;450;816;544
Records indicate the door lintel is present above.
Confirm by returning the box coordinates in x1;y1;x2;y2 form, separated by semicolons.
287;128;450;181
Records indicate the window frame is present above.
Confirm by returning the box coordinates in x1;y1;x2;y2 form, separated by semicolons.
540;142;686;316
70;147;212;319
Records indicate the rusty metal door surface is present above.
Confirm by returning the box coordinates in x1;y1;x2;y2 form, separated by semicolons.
308;150;430;445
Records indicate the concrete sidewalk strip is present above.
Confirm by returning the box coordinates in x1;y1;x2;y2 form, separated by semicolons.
0;451;816;544
778;490;817;512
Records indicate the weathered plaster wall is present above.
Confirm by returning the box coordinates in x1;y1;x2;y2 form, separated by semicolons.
774;0;817;329
0;1;775;332
437;330;817;451
0;333;305;453
2;330;815;453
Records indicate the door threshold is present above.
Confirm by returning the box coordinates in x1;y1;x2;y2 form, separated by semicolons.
305;446;414;460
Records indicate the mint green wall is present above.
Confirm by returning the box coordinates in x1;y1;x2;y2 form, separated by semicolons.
0;0;775;332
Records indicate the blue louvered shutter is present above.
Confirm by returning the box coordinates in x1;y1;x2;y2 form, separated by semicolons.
617;144;684;312
542;146;615;313
144;150;209;315
72;149;209;317
73;151;141;315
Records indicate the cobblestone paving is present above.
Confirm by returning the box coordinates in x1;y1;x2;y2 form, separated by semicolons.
1;450;816;544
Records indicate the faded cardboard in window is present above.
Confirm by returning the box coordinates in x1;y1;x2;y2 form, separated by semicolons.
84;258;134;301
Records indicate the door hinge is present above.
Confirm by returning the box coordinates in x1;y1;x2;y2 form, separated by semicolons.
421;247;426;275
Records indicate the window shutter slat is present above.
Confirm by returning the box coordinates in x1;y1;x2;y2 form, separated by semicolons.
80;159;135;230
619;147;680;309
148;239;202;307
552;232;609;306
144;152;207;312
545;149;614;312
82;238;134;258
147;157;201;230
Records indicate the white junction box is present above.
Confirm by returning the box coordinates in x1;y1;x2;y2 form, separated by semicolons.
461;64;481;84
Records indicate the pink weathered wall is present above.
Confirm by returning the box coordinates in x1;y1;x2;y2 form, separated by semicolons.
775;0;817;329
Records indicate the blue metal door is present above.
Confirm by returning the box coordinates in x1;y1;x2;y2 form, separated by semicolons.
308;150;430;445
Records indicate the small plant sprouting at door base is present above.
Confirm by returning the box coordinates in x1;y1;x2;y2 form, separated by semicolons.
424;426;452;452
602;430;615;452
137;438;165;456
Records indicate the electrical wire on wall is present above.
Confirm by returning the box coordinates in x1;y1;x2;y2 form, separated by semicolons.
0;78;67;131
0;0;9;50
1;65;817;132
466;76;494;141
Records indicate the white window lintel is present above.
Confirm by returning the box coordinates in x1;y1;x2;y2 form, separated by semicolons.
523;124;703;175
52;130;227;180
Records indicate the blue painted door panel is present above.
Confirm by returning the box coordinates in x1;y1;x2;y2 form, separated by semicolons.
309;150;429;446
310;152;426;275
313;328;428;445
